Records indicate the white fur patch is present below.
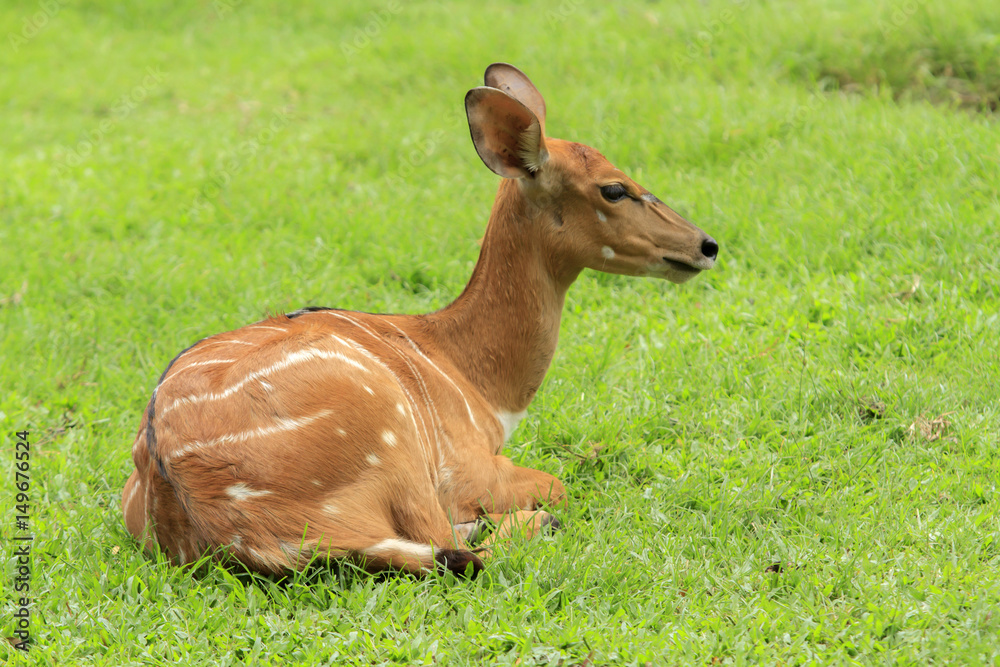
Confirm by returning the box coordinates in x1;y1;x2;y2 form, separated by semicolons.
495;410;527;441
596;210;607;223
601;246;615;259
382;430;397;447
366;453;380;466
226;483;271;501
517;119;545;173
366;538;434;562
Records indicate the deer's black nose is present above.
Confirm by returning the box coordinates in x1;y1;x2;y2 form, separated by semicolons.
701;237;719;261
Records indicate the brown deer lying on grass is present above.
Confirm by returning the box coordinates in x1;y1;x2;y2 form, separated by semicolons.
121;63;718;577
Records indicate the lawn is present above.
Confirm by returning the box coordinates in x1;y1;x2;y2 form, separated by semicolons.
2;0;999;664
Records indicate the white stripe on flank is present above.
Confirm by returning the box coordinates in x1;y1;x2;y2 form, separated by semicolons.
322;312;438;485
365;538;434;562
158;358;236;387
359;319;444;457
247;325;287;333
124;478;141;512
161;347;370;417
168;409;333;460
181;358;236;368
197;339;256;349
386;321;480;431
226;483;271;500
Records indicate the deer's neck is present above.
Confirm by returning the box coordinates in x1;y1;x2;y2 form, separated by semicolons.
426;179;579;412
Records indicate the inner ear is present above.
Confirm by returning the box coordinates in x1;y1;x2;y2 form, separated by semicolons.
465;87;547;180
484;63;547;137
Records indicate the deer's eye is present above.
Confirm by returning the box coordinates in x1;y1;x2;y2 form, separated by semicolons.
600;184;628;203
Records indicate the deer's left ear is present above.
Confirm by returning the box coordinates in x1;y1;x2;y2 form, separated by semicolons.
465;87;547;180
484;63;547;137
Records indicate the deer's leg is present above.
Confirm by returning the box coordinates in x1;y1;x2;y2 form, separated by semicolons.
473;510;560;559
479;457;567;513
451;458;566;556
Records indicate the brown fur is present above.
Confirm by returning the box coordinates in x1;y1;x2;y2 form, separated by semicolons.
121;64;717;576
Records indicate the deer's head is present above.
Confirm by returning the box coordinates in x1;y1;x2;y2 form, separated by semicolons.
466;63;718;284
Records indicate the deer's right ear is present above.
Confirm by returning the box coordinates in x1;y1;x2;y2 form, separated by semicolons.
465;87;547;180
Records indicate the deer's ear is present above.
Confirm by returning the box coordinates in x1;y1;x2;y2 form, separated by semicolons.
484;63;547;137
465;87;547;180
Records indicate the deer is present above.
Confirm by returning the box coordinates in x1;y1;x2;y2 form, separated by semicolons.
121;63;718;578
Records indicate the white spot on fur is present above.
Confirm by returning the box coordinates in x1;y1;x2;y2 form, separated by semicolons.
596;209;607;223
363;385;375;395
226;483;271;501
337;428;346;436
259;380;273;391
323;502;338;518
311;479;323;486
495;410;527;441
601;246;615;259
366;453;380;466
382;430;397;447
437;465;454;493
231;534;243;548
397;403;406;415
322;311;440;487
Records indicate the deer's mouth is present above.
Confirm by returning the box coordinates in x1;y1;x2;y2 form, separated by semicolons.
663;258;701;274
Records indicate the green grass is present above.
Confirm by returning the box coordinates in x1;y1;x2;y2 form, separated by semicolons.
2;0;999;664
